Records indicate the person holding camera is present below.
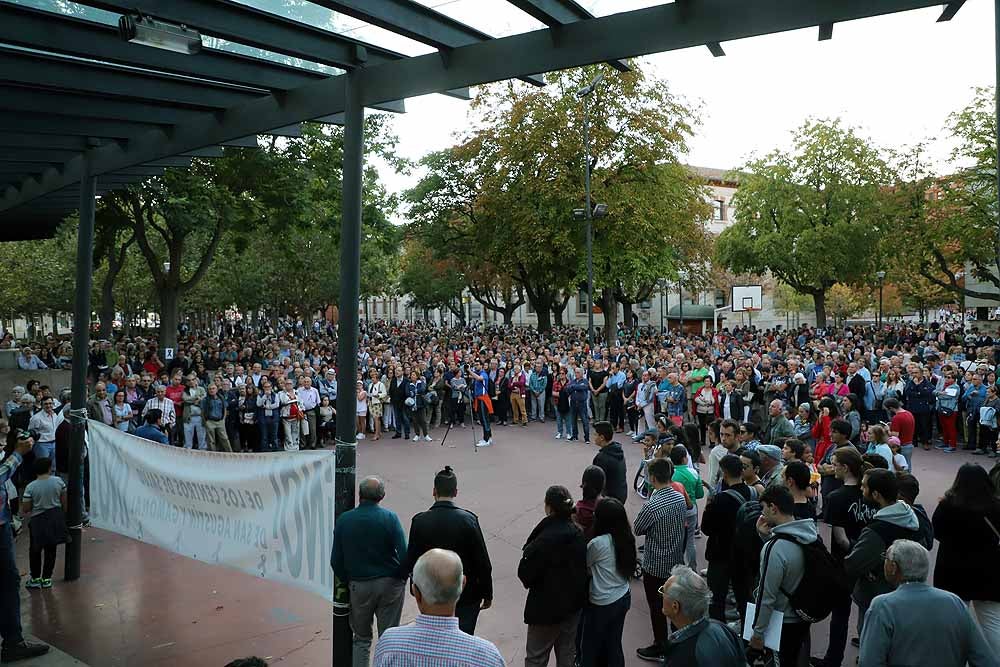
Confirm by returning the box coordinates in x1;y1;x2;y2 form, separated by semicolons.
1;433;50;662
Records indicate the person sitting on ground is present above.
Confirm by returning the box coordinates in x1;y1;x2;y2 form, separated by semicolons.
373;549;504;667
858;540;998;667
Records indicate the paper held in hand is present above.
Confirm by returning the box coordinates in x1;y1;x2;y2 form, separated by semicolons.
743;603;783;651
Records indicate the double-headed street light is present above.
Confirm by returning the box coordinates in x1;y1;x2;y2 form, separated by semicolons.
576;72;606;349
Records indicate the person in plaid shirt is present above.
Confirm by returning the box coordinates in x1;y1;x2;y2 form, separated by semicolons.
373;548;504;667
1;433;50;663
633;458;688;663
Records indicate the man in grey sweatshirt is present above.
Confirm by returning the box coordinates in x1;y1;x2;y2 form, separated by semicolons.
750;485;817;664
844;469;920;637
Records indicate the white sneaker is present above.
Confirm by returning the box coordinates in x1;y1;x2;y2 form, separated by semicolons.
424;435;432;442
481;439;493;447
555;433;562;439
412;436;419;442
356;433;365;440
476;439;487;447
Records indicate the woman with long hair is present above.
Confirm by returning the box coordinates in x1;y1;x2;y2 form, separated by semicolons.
238;383;259;453
112;390;132;432
518;485;588;667
932;463;1000;655
842;393;862;443
579;498;635;667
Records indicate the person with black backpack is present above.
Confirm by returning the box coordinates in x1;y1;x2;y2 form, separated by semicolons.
750;485;823;666
843;468;921;645
701;454;754;624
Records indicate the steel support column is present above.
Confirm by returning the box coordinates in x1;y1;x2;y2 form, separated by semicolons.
65;159;96;581
583;96;594;348
995;0;1000;310
332;66;364;667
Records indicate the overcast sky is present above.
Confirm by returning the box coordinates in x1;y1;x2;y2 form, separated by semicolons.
350;1;998;218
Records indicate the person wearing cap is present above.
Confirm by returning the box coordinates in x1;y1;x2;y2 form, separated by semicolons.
757;444;785;490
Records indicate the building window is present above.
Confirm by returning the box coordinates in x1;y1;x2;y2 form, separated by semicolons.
577;289;589;315
715;290;726;308
712;199;725;221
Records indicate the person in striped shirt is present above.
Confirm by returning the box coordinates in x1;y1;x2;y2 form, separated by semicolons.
373;549;504;667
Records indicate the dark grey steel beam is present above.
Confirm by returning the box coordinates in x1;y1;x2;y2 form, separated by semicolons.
221;137;260;148
0;134;90;151
0;111;166;139
818;22;834;40
706;41;726;56
0;87;218;126
0;3;326;91
0;5;417;113
0;48;268;110
3;149;79;163
938;0;966;21
143;158;193;168
312;0;546;86
505;0;630;71
75;0;405;69
0;0;949;212
356;0;948;106
181;147;225;158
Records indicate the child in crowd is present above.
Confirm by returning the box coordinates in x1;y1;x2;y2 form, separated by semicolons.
21;457;68;589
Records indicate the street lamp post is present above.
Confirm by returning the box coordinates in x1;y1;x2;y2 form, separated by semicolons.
577;72;604;349
659;280;665;334
677;270;687;335
876;270;886;327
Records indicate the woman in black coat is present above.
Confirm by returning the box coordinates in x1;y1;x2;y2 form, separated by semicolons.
517;485;589;667
932;463;1000;655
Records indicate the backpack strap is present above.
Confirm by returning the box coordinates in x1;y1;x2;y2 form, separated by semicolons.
722;489;747;507
753;534;785;629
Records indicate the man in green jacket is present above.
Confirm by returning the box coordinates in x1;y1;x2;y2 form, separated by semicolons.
670;445;705;571
331;477;408;667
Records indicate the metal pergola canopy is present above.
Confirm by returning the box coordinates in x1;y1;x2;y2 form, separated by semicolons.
0;0;965;238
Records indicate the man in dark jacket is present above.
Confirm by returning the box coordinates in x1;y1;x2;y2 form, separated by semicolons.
591;421;627;503
844;468;921;639
701;454;754;623
403;466;493;635
661;565;746;667
517;486;588;667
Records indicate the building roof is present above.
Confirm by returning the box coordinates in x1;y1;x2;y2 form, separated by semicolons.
688;165;741;186
667;304;721;320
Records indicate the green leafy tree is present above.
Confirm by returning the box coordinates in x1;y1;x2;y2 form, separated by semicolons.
406;64;709;332
889;88;1000;304
398;240;466;323
716;119;891;327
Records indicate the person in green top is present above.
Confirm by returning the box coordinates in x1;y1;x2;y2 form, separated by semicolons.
687;358;710;418
670;445;705;571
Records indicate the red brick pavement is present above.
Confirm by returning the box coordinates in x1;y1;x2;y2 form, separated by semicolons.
16;422;974;666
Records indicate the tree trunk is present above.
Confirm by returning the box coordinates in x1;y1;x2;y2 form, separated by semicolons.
536;307;553;332
551;307;563;327
812;291;827;329
601;287;616;339
621;301;635;329
502;307;514;325
99;276;115;340
158;287;180;351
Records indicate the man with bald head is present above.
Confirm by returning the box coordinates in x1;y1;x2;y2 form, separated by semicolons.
374;549;504;667
331;477;407;667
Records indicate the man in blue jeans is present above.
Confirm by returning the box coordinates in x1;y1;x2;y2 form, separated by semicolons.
1;433;50;663
566;367;591;444
468;363;493;447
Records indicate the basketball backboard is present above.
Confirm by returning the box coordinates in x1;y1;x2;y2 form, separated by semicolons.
731;285;763;312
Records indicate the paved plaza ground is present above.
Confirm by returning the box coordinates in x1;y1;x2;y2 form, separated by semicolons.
15;422;975;666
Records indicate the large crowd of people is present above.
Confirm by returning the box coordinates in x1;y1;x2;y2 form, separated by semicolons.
3;317;1000;665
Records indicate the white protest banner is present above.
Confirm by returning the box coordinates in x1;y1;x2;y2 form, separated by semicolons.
87;421;336;600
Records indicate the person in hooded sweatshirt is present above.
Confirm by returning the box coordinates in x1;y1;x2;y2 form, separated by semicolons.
844;468;921;641
749;485;818;665
592;421;627;503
